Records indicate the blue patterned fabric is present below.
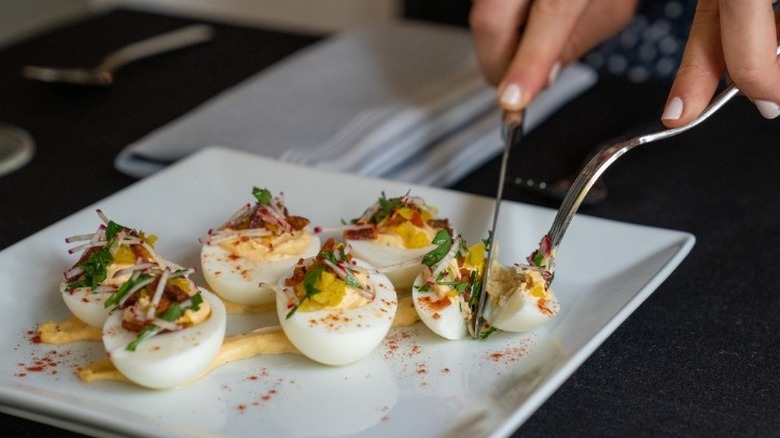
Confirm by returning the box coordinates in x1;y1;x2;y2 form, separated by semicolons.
583;0;696;82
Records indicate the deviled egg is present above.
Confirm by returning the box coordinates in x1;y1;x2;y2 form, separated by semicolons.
341;192;450;292
201;187;320;306
412;230;485;340
276;238;397;366
61;210;162;328
102;263;226;389
483;234;559;332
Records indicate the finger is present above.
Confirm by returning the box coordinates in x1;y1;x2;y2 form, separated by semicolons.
560;0;639;64
662;0;725;127
497;0;591;111
470;0;531;86
719;0;780;119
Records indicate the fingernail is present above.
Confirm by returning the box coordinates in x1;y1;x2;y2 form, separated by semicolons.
754;100;780;119
499;83;524;110
661;97;683;120
548;62;561;85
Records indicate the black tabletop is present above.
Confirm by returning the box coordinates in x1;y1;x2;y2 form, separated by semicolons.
2;8;779;438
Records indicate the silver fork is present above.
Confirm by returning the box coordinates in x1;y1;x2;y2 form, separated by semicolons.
22;24;214;86
545;41;780;257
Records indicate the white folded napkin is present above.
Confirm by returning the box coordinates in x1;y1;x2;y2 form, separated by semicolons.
115;20;597;185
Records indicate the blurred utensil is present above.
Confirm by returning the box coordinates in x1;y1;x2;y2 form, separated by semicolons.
0;122;35;177
22;24;214;86
471;109;524;339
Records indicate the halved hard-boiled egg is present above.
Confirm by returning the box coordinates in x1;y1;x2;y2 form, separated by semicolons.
61;210;162;327
484;234;559;332
102;265;226;389
341;192;450;292
201;187;320;306
276;238;397;366
483;265;559;332
412;231;485;340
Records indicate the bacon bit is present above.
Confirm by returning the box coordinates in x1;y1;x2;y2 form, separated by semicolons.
343;226;378;240
427;218;450;230
286;216;310;231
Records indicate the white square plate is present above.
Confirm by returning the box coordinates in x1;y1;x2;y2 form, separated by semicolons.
0;147;694;437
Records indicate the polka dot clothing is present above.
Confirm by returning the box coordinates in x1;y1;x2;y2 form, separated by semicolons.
583;0;696;82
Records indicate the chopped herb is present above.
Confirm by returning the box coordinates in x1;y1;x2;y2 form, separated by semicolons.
345;276;363;290
252;187;272;205
104;273;152;308
67;247;113;290
104;220;128;240
286;265;324;319
422;229;452;267
478;326;497;340
125;292;203;351
468;270;482;308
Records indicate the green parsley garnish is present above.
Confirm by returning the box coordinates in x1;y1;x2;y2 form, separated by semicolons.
125;293;203;352
421;229;452;267
286;265;324;319
66;246;114;291
252;187;273;205
104;273;152;308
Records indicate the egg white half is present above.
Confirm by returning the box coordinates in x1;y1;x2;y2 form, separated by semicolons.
276;261;397;366
411;273;469;340
347;240;434;293
201;233;321;305
61;282;114;328
102;288;227;389
484;283;560;332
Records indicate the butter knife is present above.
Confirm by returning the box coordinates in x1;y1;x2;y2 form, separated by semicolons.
471;110;524;339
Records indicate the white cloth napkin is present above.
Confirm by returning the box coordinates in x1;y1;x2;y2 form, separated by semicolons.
115;21;597;185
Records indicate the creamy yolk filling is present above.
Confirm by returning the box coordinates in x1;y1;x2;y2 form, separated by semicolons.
368;206;437;249
422;241;484;301
123;279;212;329
486;265;550;305
296;270;372;312
220;230;311;262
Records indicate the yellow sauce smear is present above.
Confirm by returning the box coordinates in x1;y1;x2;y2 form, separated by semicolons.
74;297;420;385
38;316;102;344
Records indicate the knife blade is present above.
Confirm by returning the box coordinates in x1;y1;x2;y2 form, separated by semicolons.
471;110;525;339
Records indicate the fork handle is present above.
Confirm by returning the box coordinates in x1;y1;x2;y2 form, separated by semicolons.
547;81;741;251
97;25;214;73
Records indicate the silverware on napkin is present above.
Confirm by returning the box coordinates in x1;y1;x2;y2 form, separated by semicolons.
22;24;214;86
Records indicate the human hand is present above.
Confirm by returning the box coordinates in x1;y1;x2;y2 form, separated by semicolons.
662;0;780;125
470;0;638;111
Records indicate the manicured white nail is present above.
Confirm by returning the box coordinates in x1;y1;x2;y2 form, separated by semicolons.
499;83;523;109
754;100;780;119
661;97;683;120
548;62;561;85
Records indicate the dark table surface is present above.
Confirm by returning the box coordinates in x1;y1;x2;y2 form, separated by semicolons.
2;8;779;438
